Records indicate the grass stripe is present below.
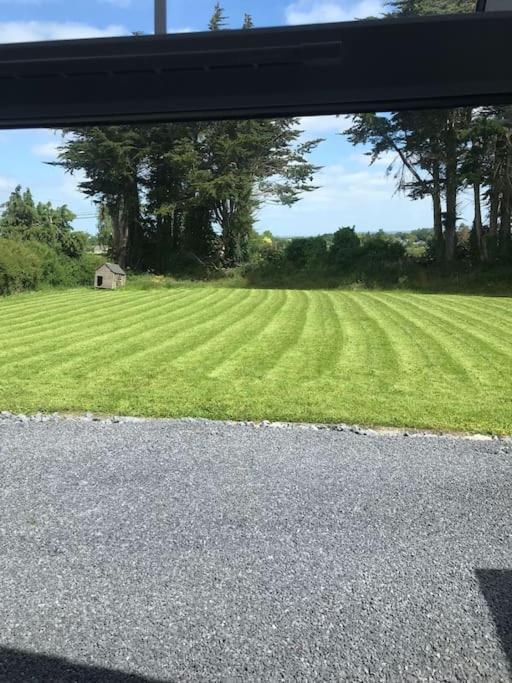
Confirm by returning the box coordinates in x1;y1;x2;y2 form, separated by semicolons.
339;292;401;383
251;290;310;379
0;289;89;324
310;291;345;378
407;294;512;367
174;289;272;375
37;288;224;379
0;289;166;345
4;293;205;372
367;292;472;384
426;295;512;348
89;288;248;381
322;291;365;379
210;289;289;379
267;291;343;381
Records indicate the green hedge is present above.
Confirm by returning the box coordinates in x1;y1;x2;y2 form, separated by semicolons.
0;238;102;295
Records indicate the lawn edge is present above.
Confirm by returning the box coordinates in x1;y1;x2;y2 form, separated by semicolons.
1;410;511;443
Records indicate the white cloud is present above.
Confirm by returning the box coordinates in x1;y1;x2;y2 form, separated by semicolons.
257;160;433;235
0;21;127;44
297;114;353;136
32;141;60;159
285;0;385;25
307;163;391;206
169;27;194;34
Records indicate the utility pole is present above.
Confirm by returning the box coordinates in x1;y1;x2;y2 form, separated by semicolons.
155;0;167;35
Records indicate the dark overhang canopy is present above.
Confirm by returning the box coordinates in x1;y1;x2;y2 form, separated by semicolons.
0;11;511;129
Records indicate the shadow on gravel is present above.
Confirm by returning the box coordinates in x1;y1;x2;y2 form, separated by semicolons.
476;569;512;674
0;646;169;682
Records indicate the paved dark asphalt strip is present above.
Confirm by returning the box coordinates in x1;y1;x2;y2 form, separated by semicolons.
0;419;511;681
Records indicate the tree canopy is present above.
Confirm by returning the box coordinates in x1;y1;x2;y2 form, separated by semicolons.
0;185;87;258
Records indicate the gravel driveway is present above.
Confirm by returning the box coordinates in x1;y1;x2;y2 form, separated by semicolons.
0;417;511;681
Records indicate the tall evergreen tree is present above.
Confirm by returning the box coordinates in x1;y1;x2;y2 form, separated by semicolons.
345;109;469;262
242;13;254;28
55;127;145;269
193;118;320;265
209;2;228;30
345;0;482;262
386;0;473;14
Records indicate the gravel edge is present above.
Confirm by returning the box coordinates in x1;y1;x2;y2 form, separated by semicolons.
0;410;510;443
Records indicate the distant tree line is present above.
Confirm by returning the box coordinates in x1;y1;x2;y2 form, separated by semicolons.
245;226;512;292
245;227;408;286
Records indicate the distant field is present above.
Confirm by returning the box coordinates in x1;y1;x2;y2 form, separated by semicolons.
0;287;511;434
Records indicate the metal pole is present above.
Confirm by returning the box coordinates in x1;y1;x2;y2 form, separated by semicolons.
155;0;167;35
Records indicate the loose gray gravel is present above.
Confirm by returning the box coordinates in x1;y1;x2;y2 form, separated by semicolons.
0;417;511;682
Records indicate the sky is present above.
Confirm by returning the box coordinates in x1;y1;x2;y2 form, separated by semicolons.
0;0;447;237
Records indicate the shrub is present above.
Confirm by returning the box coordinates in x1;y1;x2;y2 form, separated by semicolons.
330;227;361;268
0;238;102;295
0;239;43;294
359;232;407;266
63;252;103;287
284;236;328;269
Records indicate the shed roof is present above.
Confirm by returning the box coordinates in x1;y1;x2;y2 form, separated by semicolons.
97;262;126;276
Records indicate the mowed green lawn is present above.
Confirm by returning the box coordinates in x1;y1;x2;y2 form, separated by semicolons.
0;286;511;434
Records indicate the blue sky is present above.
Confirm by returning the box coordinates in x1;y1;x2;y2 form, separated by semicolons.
0;0;445;236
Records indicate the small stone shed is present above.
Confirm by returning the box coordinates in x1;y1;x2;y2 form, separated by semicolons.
94;263;126;290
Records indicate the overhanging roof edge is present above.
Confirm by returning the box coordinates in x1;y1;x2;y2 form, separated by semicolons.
0;12;510;128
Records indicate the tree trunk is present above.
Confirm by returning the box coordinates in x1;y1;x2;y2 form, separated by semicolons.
109;198;128;269
472;182;487;262
118;207;130;270
444;118;458;262
499;183;511;260
222;222;239;266
171;206;184;254
127;178;143;270
487;183;499;262
431;161;444;262
489;188;500;237
110;207;121;263
183;199;214;261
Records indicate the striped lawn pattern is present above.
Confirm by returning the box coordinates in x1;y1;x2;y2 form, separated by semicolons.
0;287;511;434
